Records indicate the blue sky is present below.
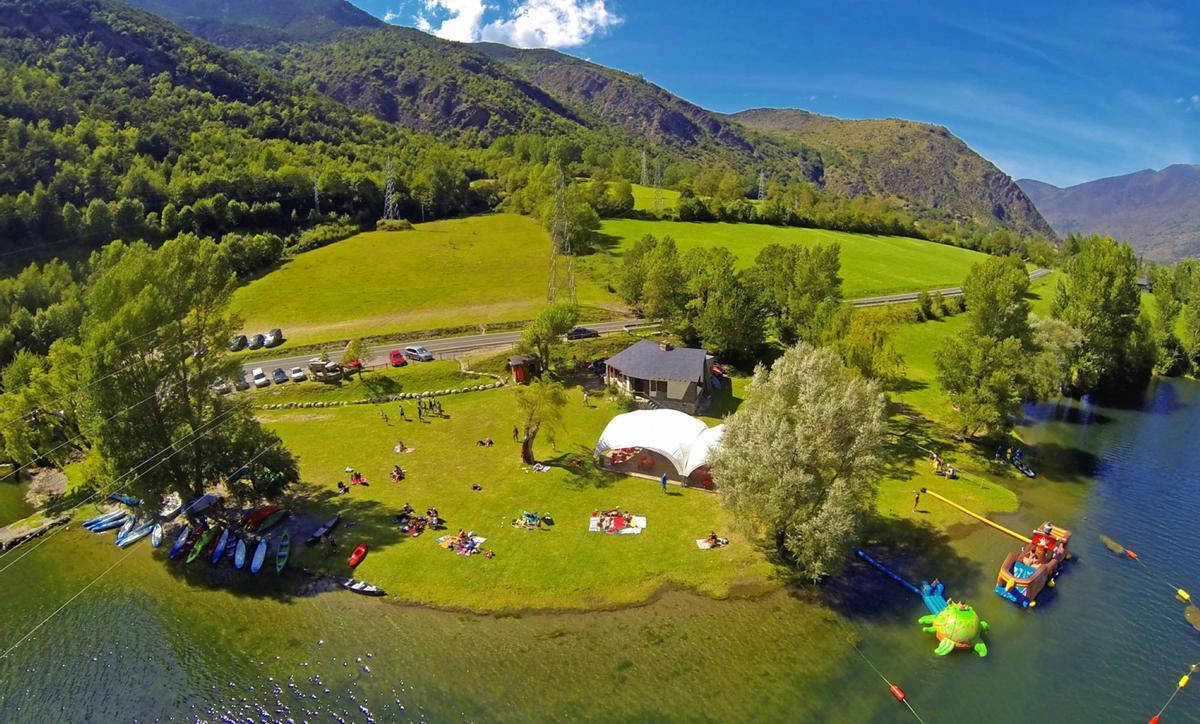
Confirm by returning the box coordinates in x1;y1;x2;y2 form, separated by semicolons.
351;1;1200;187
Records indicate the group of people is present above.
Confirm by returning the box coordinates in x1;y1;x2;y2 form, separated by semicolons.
594;508;633;533
393;502;442;537
390;465;406;483
511;511;551;529
476;436;494;447
930;453;957;479
441;528;491;557
996;446;1025;463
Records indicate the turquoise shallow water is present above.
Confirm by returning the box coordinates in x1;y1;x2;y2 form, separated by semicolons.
1;379;1200;722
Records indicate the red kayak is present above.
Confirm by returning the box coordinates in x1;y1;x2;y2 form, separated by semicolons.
242;505;281;526
348;544;368;567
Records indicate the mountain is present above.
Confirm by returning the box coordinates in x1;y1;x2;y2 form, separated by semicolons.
1018;166;1200;261
124;0;381;45
730;109;1054;238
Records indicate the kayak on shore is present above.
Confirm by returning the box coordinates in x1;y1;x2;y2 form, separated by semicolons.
249;538;268;573
168;526;191;559
276;530;291;573
335;577;386;596
306;515;340;545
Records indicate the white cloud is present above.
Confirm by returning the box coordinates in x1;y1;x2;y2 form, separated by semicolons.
383;9;403;23
414;0;621;48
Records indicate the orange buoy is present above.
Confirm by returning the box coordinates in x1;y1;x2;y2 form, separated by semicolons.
1127;550;1139;560
889;684;906;702
1150;715;1160;724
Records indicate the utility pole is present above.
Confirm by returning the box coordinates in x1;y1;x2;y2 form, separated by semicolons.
547;169;576;304
758;169;767;201
383;157;397;220
641;149;648;187
652;158;664;214
313;175;320;215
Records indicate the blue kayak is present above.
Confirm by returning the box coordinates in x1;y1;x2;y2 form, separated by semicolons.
83;511;125;530
167;525;191;559
118;521;155;548
113;516;138;545
210;528;230;565
234;539;248;570
109;493;142;506
249;538;268;574
182;493;220;517
89;513;128;532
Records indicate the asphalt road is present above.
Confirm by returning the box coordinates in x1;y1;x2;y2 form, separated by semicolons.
241;268;1052;376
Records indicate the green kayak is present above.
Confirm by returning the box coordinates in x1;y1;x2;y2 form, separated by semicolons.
275;530;291;573
186;527;219;564
257;509;288;533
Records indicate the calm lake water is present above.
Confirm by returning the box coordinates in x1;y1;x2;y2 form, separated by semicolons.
1;379;1199;722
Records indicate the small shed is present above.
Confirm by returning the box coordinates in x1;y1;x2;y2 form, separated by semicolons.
508;354;541;384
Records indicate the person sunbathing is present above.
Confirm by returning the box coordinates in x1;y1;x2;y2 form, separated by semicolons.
706;531;720;548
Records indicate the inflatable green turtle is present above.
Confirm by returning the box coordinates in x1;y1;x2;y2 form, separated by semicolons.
919;601;989;657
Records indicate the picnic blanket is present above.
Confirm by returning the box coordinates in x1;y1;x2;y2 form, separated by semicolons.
588;516;647;535
695;537;729;550
437;535;486;549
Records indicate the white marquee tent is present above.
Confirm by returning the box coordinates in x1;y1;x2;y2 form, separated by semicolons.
594;409;724;476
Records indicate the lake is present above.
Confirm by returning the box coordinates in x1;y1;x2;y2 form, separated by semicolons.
1;379;1199;722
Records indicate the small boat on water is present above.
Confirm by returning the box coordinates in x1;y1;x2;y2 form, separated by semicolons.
150;523;164;548
210;528;231;565
118;521;155;548
348;543;367;567
234;538;248;569
256;509;288;534
306;515;340;545
1013;461;1036;478
84;511;125;530
109;493;142;506
114;516;138;545
250;538;268;573
275;530;291;573
168;526;191;559
186;527;218;564
334;577;386;597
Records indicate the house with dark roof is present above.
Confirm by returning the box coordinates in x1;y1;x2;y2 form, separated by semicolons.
604;340;713;413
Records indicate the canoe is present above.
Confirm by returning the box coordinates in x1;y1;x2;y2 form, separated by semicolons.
234;538;248;569
306;515;340;545
118;521;155;548
109;493;142;506
168;525;191;559
275;530;291;573
90;513;128;532
182;493;220;517
348;543;367;567
243;505;281;527
224;536;239;562
150;523;163;548
186;527;218;564
83;510;123;528
210;528;230;565
249;538;268;573
334;577;386;597
114;516;138;545
256;509;288;533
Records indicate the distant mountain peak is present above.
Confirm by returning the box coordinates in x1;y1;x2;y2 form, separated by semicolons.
125;0;382;44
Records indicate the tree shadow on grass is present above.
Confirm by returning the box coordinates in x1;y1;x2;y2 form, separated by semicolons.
786;517;984;626
544;447;622;490
152;487;410;603
882;402;947;482
361;375;404;399
588;232;622;254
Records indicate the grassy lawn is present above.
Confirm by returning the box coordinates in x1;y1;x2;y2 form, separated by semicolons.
595;219;991;298
247;361;487;406
630;183;681;211
260;383;777;611
231;214;621;350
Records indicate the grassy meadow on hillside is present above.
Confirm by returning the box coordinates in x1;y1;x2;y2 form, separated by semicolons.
595;219;991;298
231;214;621;348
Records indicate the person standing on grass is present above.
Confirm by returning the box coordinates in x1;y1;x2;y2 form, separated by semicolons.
418;404;423;421
380;410;389;425
660;473;668;493
912;490;920;512
513;426;519;442
583;390;590;407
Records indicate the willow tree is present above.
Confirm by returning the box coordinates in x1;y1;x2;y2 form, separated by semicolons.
709;343;887;580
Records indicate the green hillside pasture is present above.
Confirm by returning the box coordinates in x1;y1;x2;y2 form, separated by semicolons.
231;214;619;349
596;219;990;298
630;183;681;211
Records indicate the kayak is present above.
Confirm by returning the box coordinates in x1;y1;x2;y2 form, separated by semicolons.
256;509;288;533
234;538;248;569
348;543;368;567
109;493;142;506
243;505;281;527
275;530;291;573
83;510;123;528
150;523;163;548
117;521;155;548
334;577;386;597
90;513;128;532
249;538;268;573
186;527;218;564
114;516;138;545
168;525;191;559
224;535;239;562
306;515;340;545
210;528;230;565
157;494;183;520
182;493;220;517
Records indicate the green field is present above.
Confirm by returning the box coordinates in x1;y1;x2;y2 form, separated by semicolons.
630;182;681;211
248;361;486;406
231;214;621;349
596;219;991;298
261;380;775;611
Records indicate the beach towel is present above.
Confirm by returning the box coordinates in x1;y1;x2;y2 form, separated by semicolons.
696;539;715;550
588;517;601;532
589;516;647;534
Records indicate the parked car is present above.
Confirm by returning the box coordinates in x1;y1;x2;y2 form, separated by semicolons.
233;374;250;391
251;368;270;388
389;349;408;367
271;368;288;385
212;380;232;395
343;359;363;375
404;345;434;362
289;366;306;382
565;326;600;340
264;328;284;348
247;334;265;350
229;335;248;352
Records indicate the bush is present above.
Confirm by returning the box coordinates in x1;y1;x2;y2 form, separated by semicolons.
916;290;934;320
376;218;414;232
931;290;947;317
952;295;968;314
290;220;359;253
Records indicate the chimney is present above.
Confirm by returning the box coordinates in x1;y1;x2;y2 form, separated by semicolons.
659;342;674;352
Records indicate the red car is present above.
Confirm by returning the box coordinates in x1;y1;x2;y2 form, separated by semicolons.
388;349;408;367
